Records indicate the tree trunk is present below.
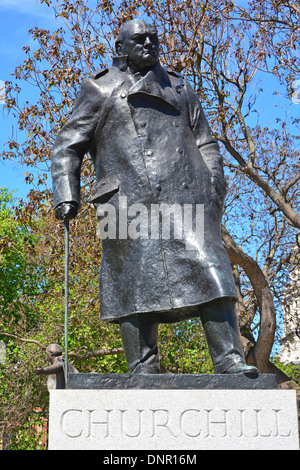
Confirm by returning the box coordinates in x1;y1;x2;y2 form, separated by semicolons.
221;226;276;373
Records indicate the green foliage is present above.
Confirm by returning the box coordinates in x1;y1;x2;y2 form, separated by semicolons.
159;320;213;374
0;189;48;448
0;188;44;329
0;342;49;450
271;358;300;386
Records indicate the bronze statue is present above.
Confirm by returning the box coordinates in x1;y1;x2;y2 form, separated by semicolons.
34;344;78;390
51;19;257;376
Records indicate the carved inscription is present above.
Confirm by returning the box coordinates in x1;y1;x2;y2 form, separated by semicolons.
60;406;292;441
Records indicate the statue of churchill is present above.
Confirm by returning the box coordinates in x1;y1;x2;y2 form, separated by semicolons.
51;19;257;376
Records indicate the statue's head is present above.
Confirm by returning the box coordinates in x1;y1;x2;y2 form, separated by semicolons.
115;19;159;73
46;344;63;362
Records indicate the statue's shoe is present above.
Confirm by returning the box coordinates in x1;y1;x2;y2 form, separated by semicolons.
223;362;258;376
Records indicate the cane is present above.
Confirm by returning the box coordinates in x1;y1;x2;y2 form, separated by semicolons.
64;218;69;389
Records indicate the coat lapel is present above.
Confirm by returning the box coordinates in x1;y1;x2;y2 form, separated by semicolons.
127;62;180;110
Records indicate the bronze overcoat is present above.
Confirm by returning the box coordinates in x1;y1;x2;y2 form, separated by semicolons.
51;58;237;323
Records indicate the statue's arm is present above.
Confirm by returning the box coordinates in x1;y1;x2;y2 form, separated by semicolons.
186;82;224;177
185;81;227;201
51;78;102;218
34;363;63;376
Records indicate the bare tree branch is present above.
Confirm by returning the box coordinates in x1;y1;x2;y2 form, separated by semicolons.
221;226;276;372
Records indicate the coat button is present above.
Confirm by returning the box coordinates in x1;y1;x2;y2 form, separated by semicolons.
120;91;127;98
182;182;188;189
176;147;184;154
140;121;146;127
146;150;153;156
156;184;161;191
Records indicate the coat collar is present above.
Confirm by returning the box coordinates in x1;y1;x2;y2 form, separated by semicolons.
112;56;180;110
112;55;128;72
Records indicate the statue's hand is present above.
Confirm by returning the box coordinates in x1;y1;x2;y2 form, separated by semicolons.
34;368;45;376
55;202;78;220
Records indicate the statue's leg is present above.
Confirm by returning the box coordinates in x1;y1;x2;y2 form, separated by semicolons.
119;313;160;374
200;297;258;375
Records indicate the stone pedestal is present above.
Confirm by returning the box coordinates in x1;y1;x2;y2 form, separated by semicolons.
48;374;299;450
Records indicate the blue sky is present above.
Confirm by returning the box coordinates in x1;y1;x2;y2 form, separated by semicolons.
0;0;299;202
0;0;57;200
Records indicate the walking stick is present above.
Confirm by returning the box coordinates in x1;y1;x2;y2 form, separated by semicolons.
64;218;69;389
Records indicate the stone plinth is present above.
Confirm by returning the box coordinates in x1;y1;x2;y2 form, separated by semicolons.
48;374;299;450
68;372;277;390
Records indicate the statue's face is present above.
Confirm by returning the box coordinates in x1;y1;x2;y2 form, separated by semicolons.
46;350;53;362
118;21;159;72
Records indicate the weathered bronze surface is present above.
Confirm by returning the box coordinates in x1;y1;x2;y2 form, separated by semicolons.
68;373;277;390
51;19;258;376
34;344;78;390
